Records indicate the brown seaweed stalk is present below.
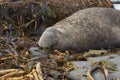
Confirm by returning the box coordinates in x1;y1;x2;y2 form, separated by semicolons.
86;64;108;80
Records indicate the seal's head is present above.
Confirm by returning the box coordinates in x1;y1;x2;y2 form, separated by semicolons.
38;27;58;51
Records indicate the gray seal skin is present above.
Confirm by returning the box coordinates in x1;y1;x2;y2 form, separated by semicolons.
38;7;120;52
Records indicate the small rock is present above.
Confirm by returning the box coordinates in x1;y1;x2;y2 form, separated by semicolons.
29;47;47;57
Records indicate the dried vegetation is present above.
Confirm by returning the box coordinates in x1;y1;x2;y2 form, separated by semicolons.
0;0;119;80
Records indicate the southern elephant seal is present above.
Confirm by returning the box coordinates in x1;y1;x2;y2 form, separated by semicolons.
38;7;120;52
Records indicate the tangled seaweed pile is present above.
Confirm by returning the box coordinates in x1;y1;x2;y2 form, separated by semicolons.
0;36;85;80
0;35;120;80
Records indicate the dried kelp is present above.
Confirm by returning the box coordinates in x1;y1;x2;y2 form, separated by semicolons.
0;0;113;37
